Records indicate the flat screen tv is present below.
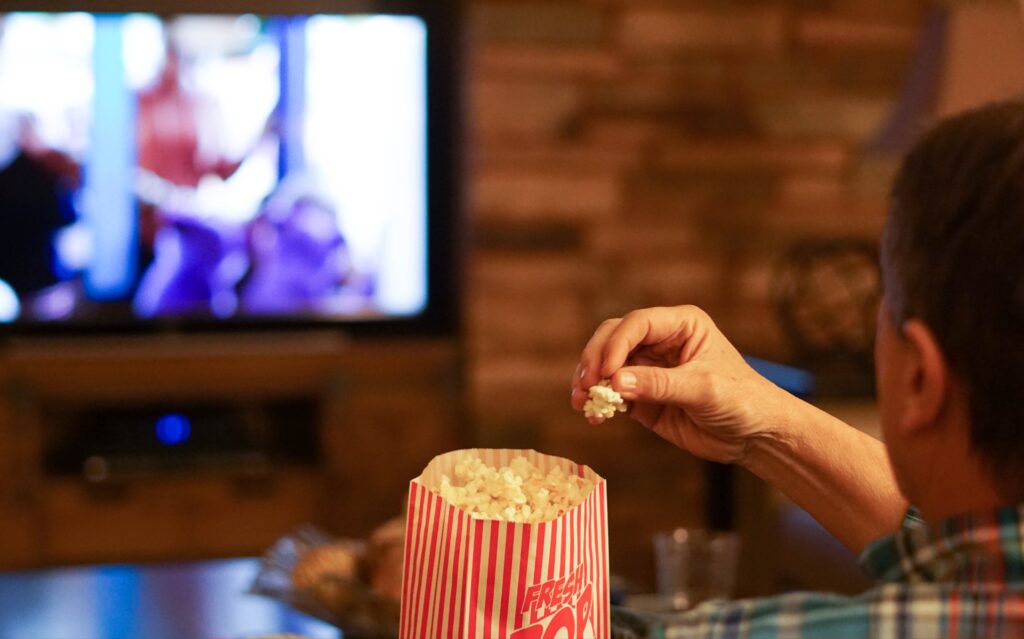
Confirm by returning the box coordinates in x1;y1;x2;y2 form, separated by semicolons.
0;0;461;337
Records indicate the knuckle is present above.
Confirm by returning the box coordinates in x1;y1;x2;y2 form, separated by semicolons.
647;368;671;401
679;304;708;321
596;318;620;334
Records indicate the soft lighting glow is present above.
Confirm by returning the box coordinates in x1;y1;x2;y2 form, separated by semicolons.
155;413;191;446
0;278;19;322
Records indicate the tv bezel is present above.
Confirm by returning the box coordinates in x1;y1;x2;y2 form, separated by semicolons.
0;0;463;339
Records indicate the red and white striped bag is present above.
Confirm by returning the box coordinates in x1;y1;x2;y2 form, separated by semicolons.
399;448;610;639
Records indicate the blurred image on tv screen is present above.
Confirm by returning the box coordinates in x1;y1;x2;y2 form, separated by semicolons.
0;11;427;324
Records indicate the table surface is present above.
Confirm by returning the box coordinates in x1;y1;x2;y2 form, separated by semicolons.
0;558;341;639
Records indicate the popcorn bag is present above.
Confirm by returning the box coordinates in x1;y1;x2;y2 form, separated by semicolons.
400;449;610;639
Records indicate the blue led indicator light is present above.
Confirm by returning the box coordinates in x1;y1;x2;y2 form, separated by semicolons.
155;413;191;446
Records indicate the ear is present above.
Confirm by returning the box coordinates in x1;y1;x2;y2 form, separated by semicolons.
899;319;950;433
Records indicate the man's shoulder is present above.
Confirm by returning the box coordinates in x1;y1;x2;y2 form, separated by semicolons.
648;582;1024;638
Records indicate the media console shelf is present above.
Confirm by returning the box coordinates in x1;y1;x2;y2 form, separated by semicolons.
0;334;465;568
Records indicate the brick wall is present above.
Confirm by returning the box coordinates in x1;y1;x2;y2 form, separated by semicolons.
463;0;931;590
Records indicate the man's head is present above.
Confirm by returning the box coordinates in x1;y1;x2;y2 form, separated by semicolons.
878;100;1024;504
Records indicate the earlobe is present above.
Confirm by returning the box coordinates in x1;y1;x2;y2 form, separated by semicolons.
899;320;950;432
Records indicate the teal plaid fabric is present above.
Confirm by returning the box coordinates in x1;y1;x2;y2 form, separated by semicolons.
659;505;1024;639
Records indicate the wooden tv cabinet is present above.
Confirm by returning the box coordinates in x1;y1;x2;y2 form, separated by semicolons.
0;333;465;568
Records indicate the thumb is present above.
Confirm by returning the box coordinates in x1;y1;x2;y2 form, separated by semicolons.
612;365;699;407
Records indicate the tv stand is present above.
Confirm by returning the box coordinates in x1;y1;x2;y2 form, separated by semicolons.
0;333;465;568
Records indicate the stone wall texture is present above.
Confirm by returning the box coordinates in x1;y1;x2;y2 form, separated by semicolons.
463;0;933;591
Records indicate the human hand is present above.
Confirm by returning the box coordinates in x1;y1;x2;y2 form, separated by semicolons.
570;305;795;466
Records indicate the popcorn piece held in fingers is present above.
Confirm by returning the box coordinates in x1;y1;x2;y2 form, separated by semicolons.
583;380;627;419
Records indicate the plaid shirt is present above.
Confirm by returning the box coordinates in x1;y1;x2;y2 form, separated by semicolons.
647;505;1024;639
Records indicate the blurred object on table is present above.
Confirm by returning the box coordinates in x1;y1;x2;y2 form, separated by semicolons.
291;539;363;614
611;605;661;639
364;516;405;602
250;523;401;639
650;527;741;611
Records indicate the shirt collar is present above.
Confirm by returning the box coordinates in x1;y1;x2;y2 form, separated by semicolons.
859;505;1024;585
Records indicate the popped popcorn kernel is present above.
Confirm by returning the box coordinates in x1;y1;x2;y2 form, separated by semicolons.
583;380;626;419
435;455;594;523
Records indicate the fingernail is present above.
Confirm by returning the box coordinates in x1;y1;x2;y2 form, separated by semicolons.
573;364;581;380
579;367;587;380
619;371;637;390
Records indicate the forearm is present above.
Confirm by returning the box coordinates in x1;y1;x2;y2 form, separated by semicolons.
743;398;908;554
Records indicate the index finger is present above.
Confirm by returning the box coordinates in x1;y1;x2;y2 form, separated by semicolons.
575;318;622;404
599;305;708;378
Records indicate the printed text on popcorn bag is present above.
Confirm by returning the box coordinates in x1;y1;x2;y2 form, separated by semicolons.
512;563;594;639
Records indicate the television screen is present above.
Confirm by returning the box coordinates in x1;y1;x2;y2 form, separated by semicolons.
0;2;458;335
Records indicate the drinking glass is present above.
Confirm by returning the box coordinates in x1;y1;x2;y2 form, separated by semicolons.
653;528;740;610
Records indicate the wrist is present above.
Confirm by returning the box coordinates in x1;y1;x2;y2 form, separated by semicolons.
738;386;815;476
